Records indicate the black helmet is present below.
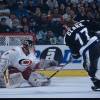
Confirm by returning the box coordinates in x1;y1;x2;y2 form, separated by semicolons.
22;40;34;47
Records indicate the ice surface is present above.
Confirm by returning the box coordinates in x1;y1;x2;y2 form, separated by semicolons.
0;77;100;98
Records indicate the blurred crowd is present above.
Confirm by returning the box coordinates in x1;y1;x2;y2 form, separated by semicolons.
0;0;100;44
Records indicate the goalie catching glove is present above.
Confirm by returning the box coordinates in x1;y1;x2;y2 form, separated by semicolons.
28;72;51;87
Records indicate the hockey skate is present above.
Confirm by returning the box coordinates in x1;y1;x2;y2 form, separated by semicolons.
91;77;100;91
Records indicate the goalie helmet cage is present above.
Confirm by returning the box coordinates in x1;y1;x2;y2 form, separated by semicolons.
0;32;36;46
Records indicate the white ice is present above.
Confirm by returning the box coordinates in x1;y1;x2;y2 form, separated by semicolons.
0;76;100;98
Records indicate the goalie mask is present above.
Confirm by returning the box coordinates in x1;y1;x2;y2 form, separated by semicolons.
22;40;34;48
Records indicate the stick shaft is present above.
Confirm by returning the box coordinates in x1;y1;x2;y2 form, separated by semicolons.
48;61;71;80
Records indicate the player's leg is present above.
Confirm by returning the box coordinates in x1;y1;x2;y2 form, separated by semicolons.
82;41;100;90
88;42;100;90
89;59;100;90
82;51;90;72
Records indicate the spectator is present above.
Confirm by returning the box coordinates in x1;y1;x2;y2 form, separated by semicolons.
46;0;59;10
21;16;29;27
58;28;66;44
44;30;58;44
0;1;10;16
70;0;79;4
59;3;66;15
86;10;95;20
29;18;36;32
40;13;50;32
62;6;71;22
69;9;78;21
24;0;41;7
33;7;42;32
21;25;30;32
11;18;22;32
0;16;12;28
0;0;11;27
34;7;42;17
36;30;46;44
40;0;49;14
0;0;99;44
77;6;87;21
49;8;62;37
9;13;22;32
0;17;11;32
13;0;29;19
25;0;36;14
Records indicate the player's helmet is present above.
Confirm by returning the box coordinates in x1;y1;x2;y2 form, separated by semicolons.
22;40;34;47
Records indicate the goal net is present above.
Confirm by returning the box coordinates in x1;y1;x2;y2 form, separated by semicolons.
0;32;35;46
0;32;36;56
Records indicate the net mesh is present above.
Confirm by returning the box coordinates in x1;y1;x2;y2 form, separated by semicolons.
0;33;34;46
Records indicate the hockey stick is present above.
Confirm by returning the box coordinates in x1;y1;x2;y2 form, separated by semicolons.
47;60;72;80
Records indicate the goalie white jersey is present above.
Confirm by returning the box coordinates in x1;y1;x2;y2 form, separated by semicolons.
0;46;39;72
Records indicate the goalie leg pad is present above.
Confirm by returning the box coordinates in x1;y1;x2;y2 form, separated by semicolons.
6;72;25;88
28;72;51;87
0;73;6;88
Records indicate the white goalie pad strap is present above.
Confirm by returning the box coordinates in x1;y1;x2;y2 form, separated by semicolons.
28;72;50;87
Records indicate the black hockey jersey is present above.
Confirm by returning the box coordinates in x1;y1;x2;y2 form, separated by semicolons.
64;20;100;59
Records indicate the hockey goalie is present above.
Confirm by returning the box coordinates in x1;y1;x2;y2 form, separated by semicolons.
0;40;51;88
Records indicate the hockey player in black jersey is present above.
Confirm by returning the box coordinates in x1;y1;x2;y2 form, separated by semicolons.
64;17;100;91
